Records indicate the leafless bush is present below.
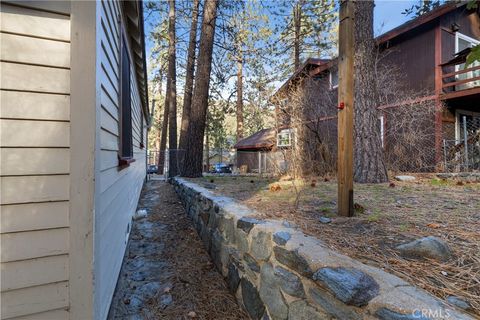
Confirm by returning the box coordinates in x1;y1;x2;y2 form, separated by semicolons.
271;54;444;177
376;62;441;172
276;76;338;178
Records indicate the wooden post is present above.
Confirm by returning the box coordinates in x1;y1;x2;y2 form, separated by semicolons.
337;0;354;217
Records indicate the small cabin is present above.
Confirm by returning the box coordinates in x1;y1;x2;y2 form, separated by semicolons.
1;1;149;319
234;128;290;174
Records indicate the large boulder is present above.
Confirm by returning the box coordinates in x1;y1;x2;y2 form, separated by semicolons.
396;236;452;262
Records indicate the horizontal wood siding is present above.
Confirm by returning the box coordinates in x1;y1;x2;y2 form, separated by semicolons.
0;282;69;319
94;1;147;319
7;309;69;320
1;201;69;233
1;255;69;291
0;3;71;319
1;91;70;121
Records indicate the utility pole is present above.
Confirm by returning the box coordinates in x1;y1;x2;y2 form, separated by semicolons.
337;0;354;217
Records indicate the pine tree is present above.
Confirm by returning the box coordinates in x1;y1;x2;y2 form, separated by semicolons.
353;0;388;183
166;0;178;176
178;0;200;152
269;0;336;76
182;0;219;177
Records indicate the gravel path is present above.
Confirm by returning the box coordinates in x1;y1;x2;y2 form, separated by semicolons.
108;180;249;320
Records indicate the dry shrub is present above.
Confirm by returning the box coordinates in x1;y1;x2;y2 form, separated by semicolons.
274;76;338;178
376;59;441;173
271;54;446;177
381;102;438;172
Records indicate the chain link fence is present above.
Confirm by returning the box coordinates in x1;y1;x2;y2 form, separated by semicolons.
443;114;480;172
234;150;288;175
148;111;479;178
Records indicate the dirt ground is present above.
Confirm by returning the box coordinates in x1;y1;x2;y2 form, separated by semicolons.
191;174;480;317
108;180;249;320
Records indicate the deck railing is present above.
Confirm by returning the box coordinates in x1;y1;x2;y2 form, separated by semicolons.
442;63;480;95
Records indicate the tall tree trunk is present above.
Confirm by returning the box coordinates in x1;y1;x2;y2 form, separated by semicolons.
205;117;210;172
293;3;301;70
179;0;200;152
182;0;219;177
236;54;244;141
157;79;170;174
353;0;388;183
167;0;178;176
155;71;164;151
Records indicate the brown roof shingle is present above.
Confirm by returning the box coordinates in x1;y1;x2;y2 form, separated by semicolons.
234;128;276;150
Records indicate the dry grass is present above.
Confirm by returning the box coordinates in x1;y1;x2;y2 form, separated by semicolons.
191;175;480;317
147;183;250;320
109;181;250;320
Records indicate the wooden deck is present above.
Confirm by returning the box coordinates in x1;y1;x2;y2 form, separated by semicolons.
441;59;480;100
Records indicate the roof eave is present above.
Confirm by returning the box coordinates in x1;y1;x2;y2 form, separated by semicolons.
376;2;462;45
271;58;336;101
123;1;150;125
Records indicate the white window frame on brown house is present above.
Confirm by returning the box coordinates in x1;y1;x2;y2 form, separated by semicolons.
277;128;293;147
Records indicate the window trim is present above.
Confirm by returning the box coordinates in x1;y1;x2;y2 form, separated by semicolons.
455;32;480;54
118;25;134;167
277;129;293;147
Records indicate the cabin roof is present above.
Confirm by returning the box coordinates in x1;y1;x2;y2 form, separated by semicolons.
273;58;335;99
234;128;276;150
376;2;460;44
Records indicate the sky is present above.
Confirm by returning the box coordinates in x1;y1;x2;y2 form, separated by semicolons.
374;0;416;36
145;0;417;52
144;0;418;92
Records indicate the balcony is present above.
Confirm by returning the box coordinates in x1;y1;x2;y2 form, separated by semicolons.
440;48;480;100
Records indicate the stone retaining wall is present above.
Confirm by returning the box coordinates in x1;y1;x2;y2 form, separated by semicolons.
172;178;472;320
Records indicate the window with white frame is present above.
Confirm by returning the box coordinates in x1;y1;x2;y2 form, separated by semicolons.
329;68;338;90
455;33;480;90
277;129;293;147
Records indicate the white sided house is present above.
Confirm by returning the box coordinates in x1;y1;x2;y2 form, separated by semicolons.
1;1;150;319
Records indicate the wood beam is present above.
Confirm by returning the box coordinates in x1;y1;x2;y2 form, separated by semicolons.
337;0;354;217
440;86;480;100
442;75;480;88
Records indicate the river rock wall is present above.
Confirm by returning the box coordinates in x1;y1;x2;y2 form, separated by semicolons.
172;178;472;320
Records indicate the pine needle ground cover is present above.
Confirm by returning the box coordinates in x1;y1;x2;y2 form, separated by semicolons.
189;175;480;317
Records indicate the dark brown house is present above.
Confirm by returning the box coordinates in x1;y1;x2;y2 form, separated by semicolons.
268;2;480;173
